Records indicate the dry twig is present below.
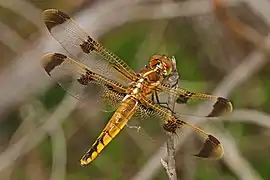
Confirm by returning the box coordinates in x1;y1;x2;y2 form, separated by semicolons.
161;56;179;179
49;127;67;180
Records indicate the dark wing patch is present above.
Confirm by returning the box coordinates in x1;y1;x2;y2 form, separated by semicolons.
77;70;93;85
176;91;195;103
207;97;232;117
194;135;223;159
43;53;66;75
159;85;233;117
80;36;96;53
43;9;70;32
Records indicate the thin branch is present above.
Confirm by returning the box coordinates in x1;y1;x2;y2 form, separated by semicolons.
162;56;179;180
208;126;262;180
0;22;26;53
221;109;270;129
49;126;67;180
244;0;270;27
0;0;42;28
0;95;78;172
0;100;44;179
213;0;269;53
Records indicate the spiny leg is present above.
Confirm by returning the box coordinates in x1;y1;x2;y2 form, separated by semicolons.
152;92;175;113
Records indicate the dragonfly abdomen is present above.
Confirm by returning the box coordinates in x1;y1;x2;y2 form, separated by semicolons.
80;95;138;166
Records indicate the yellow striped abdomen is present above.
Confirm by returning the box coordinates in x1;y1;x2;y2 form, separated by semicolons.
80;95;138;166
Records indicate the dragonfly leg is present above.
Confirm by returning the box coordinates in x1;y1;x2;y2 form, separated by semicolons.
152;92;176;113
126;123;141;132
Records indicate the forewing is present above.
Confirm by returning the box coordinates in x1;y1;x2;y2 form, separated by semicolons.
42;53;127;109
43;9;137;85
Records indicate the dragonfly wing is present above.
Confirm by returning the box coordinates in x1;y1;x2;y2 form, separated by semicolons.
43;9;137;85
158;84;233;117
138;97;223;159
42;52;127;109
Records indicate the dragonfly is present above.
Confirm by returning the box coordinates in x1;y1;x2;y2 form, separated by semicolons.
42;9;233;166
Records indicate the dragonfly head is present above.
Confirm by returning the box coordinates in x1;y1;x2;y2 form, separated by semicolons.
149;55;173;76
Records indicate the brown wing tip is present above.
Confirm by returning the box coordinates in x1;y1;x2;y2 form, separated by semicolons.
194;134;224;159
42;53;67;75
207;97;233;117
43;9;70;31
43;9;58;16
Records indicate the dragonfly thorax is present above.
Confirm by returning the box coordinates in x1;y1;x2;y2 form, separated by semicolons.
126;56;173;97
126;70;162;97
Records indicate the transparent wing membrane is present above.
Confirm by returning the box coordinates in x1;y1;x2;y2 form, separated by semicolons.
43;9;137;85
158;84;233;117
42;53;127;110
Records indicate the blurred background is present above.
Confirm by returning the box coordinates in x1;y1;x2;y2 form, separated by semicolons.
0;0;270;179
